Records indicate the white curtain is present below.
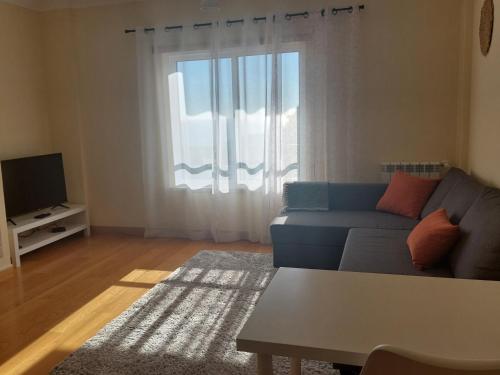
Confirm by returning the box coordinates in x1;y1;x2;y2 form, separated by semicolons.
327;9;362;181
137;9;360;243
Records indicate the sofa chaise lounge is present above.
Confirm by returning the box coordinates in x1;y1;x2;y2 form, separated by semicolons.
271;168;500;280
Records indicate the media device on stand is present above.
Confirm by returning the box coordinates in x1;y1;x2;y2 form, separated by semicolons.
1;153;68;224
1;153;88;267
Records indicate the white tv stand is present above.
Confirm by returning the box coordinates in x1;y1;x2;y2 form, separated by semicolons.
8;203;88;267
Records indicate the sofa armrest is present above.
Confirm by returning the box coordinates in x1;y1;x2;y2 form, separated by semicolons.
329;183;388;211
283;182;330;212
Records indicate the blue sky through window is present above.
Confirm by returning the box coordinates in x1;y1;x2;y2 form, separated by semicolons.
172;51;299;190
281;52;299;113
177;52;299;116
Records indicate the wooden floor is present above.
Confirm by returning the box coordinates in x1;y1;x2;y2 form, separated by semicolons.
0;233;271;375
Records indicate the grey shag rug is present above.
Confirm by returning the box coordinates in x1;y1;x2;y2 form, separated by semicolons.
52;251;337;374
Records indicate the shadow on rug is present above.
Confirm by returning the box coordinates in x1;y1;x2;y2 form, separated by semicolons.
52;251;338;374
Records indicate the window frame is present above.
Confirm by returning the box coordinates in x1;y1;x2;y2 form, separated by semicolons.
162;42;305;191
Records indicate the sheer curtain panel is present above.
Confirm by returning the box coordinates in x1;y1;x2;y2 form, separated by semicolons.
137;10;360;243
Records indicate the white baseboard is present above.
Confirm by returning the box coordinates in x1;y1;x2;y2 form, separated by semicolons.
0;260;12;272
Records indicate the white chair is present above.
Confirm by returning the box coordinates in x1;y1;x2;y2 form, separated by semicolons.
360;345;500;375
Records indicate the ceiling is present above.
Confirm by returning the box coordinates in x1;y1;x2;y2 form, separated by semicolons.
1;0;140;11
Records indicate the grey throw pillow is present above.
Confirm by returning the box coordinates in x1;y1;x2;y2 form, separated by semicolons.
283;182;329;212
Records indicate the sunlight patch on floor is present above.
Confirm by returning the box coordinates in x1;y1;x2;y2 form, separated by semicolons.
0;268;170;374
119;269;172;284
0;331;62;374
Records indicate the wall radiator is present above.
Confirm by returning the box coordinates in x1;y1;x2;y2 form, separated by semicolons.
381;161;450;183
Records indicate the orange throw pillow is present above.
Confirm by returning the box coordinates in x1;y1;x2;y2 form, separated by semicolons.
376;171;439;219
407;208;460;270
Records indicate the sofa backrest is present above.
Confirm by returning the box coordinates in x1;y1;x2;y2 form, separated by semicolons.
421;168;465;218
329;183;388;211
449;188;500;280
421;168;485;224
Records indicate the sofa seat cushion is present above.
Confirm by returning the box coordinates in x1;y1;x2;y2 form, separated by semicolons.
270;211;418;247
339;228;452;278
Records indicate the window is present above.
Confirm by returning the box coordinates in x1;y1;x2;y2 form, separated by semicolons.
163;48;301;191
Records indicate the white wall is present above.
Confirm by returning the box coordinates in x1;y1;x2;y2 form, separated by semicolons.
331;0;467;182
42;10;87;204
468;0;500;187
40;0;470;229
0;3;54;268
0;3;52;158
8;0;500;237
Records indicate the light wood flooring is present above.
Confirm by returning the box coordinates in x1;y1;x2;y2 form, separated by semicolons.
0;233;271;375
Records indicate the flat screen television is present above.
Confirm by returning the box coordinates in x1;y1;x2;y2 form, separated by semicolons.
1;153;68;218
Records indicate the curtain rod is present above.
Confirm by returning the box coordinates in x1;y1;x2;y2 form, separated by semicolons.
124;4;365;34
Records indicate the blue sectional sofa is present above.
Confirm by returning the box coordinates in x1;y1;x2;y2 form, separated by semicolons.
271;168;500;280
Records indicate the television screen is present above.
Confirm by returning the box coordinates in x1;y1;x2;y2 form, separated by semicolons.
1;153;68;218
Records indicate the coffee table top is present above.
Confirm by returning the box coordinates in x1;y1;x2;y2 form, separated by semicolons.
236;268;500;366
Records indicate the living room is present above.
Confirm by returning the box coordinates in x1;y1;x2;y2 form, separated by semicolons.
0;0;499;374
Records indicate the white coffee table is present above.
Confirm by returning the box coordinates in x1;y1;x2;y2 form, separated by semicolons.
236;268;500;374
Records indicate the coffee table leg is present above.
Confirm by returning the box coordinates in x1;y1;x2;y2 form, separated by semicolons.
290;357;302;374
257;353;273;375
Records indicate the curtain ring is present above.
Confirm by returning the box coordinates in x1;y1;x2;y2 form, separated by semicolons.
303;11;309;19
348;6;354;13
226;21;232;27
285;14;292;20
332;9;338;15
193;24;199;30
